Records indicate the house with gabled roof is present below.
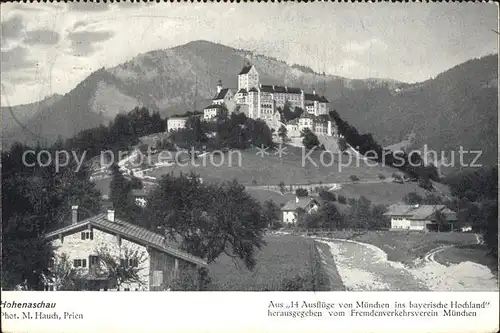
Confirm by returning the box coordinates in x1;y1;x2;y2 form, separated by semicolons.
212;79;233;105
384;204;457;231
43;206;207;291
281;197;320;224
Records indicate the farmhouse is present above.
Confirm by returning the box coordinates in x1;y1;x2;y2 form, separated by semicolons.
281;197;320;224
167;116;188;132
384;204;457;231
43;206;207;291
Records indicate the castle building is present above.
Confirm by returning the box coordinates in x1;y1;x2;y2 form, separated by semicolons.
203;63;336;138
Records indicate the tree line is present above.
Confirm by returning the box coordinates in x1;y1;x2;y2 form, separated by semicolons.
169;110;274;151
328;110;440;188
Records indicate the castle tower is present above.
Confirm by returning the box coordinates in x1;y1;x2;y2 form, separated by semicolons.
217;79;223;94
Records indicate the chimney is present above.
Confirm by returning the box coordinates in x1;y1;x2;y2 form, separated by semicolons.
71;205;79;224
217;79;223;94
107;209;115;222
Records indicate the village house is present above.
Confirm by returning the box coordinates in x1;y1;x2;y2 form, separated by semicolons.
281;197;320;224
384;204;457;231
43;206;207;291
167;116;188;132
203;104;225;121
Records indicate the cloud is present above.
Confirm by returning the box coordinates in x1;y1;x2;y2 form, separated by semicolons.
67;31;115;56
1;46;37;72
24;29;61;46
67;3;110;12
342;38;388;54
1;15;25;46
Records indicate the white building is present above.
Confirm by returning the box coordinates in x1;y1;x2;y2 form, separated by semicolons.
384;204;458;231
167;116;188;132
43;206;206;291
281;197;320;224
203;104;225;121
213;80;234;105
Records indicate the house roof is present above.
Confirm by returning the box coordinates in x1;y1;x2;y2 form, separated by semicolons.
281;197;318;211
383;204;457;221
287;119;299;126
239;65;253;75
258;84;302;94
213;88;230;100
304;93;329;103
44;213;207;267
260;84;275;93
286;87;302;94
248;87;258;93
237;88;247;94
273;85;287;93
204;104;224;110
300;112;314;119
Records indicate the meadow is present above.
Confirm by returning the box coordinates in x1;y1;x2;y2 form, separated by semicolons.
144;146;396;186
207;234;340;291
434;244;498;273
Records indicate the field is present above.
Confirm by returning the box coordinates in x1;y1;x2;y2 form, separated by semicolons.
434;244;498;273
316;230;478;266
331;182;430;205
207;234;340;291
145;146;396;186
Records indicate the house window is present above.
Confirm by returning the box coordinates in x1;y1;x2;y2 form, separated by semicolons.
120;258;139;268
124;288;130;291
81;231;93;240
73;259;86;268
89;255;99;268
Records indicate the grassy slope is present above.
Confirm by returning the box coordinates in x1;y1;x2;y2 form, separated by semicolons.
146;146;396;185
434;244;498;273
143;146;445;206
208;234;340;291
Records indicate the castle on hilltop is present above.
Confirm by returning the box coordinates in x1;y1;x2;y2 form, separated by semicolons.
203;63;337;138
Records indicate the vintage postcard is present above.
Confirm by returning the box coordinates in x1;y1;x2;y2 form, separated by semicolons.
1;2;499;333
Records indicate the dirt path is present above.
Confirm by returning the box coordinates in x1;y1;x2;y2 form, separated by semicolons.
315;236;498;291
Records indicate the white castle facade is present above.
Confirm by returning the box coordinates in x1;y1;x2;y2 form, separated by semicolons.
203;64;337;138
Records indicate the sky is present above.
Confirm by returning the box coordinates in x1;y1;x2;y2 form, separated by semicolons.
1;2;498;106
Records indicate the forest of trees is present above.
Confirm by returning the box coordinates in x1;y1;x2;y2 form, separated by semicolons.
443;166;498;258
169;112;274;151
329;110;440;187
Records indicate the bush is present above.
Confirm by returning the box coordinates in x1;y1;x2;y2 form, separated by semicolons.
318;190;336;202
392;173;403;183
350;175;360;182
295;188;309;197
378;174;386;180
338;195;347;204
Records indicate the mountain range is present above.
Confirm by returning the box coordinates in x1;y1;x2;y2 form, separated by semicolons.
1;40;497;166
